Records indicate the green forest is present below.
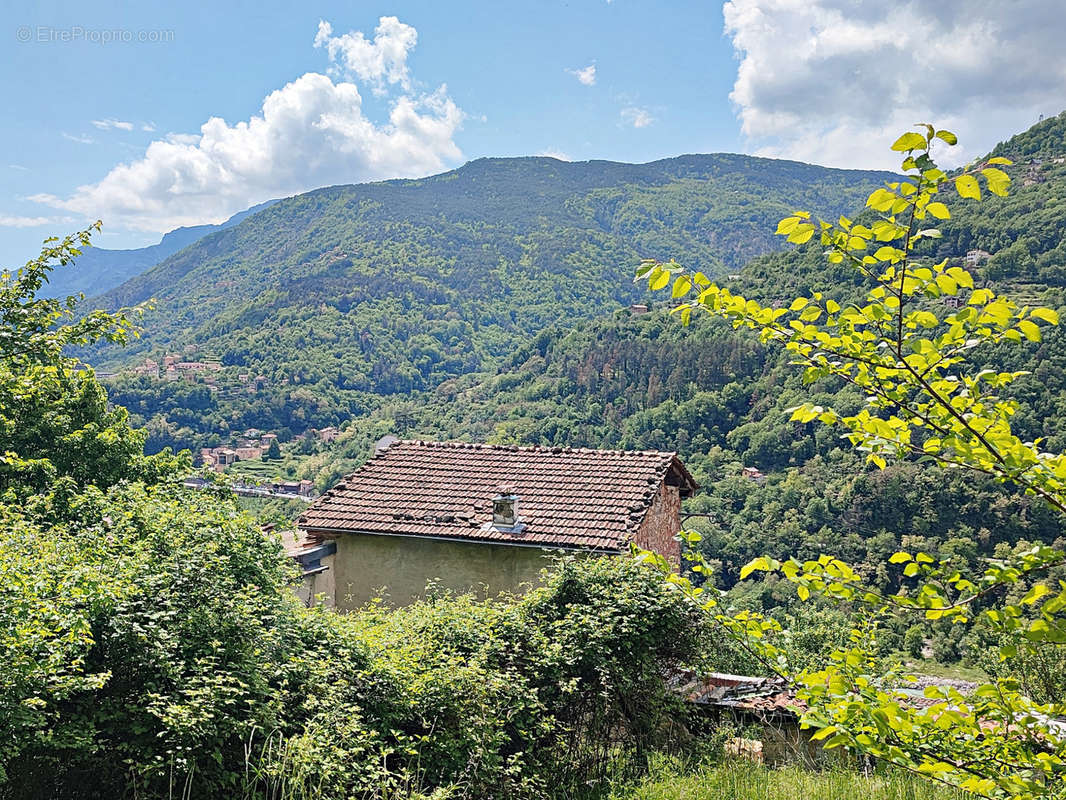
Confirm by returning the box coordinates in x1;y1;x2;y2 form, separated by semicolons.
90;152;893;449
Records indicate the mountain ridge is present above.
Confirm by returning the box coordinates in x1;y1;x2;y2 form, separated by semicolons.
41;199;279;299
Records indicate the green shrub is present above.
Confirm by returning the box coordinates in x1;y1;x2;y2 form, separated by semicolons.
0;498;710;800
903;624;925;659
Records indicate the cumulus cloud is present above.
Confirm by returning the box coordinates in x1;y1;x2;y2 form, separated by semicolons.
536;148;572;161
141;122;156;132
0;215;61;228
33;19;464;233
621;107;654;128
92;118;135;131
567;65;597;86
723;0;1066;168
314;16;418;95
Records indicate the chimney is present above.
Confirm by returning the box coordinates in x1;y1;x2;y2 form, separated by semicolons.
492;484;519;527
374;434;401;457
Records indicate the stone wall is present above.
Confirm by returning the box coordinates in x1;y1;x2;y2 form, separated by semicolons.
633;483;681;568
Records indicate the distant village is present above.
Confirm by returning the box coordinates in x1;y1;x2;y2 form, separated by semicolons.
130;352;266;392
199;425;339;474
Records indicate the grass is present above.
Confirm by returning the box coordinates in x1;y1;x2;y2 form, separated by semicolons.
227;452;310;482
898;658;989;684
612;761;969;800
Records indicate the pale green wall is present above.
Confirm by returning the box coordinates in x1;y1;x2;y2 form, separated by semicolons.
329;533;568;610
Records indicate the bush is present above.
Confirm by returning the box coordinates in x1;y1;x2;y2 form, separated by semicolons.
269;556;712;799
0;498;711;800
903;625;925;659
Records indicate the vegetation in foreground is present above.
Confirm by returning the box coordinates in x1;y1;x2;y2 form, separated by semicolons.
615;761;969;800
641;123;1066;797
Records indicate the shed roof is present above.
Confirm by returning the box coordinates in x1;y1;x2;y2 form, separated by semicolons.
298;439;697;552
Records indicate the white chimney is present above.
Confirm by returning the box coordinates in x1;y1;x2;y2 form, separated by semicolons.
492;484;519;527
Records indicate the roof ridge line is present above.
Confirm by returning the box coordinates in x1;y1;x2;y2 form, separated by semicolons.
394;438;679;458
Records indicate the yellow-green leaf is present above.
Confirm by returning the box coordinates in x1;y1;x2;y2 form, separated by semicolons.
891;132;927;152
1031;307;1059;325
926;202;950;220
955;174;981;200
1017;319;1042;341
649;269;670;292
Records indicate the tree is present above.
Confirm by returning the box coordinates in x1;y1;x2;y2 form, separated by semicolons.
0;224;184;499
264;438;282;460
640;127;1066;799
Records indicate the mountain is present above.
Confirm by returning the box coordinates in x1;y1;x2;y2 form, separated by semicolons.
42;200;278;299
92;153;893;443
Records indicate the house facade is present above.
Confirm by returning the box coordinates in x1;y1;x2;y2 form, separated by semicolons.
297;439;697;610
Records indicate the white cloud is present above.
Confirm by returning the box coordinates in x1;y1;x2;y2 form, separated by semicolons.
567;65;597;86
142;122;156;132
33;73;463;232
621;106;653;128
723;0;1066;169
32;18;464;234
537;148;571;161
0;215;60;228
92;118;135;131
62;133;94;144
314;16;418;95
9;164;29;171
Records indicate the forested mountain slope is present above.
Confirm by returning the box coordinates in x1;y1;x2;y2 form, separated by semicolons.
93;153;893;438
42;200;277;299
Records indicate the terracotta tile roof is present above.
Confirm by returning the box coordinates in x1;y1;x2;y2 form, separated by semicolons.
298;440;697;552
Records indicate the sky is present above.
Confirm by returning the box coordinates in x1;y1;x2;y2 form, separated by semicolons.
3;0;1065;263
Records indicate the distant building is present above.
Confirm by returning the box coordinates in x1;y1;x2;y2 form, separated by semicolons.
964;249;992;267
741;466;766;483
628;304;650;315
314;426;340;443
298;440;697;609
200;447;238;471
132;358;159;377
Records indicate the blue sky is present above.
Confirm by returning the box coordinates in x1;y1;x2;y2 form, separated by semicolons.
4;0;1064;263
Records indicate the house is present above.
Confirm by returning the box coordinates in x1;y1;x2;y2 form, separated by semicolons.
200;446;239;471
314;426;340;443
964;249;992;267
297;440;698;609
741;466;766;483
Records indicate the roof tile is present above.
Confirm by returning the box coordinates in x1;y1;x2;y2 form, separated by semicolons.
299;439;695;551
